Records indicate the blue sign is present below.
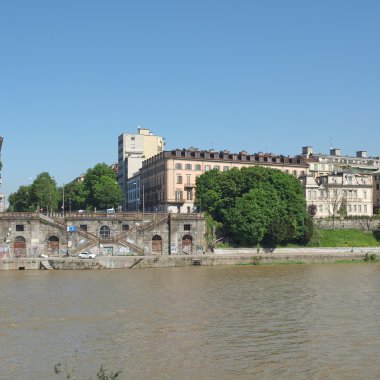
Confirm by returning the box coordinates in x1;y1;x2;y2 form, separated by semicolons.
67;226;77;232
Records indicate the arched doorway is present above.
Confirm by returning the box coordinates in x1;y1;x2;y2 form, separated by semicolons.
14;236;26;257
47;236;59;256
100;225;110;238
152;235;162;254
182;235;193;254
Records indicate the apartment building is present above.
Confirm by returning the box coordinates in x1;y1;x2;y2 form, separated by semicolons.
117;128;164;210
137;148;309;213
302;146;380;177
300;172;373;218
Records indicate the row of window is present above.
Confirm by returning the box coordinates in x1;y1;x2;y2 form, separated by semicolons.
317;204;369;213
308;189;368;200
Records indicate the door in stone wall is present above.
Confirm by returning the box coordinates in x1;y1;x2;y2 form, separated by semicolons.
152;235;162;254
14;236;26;257
47;236;59;256
182;235;193;254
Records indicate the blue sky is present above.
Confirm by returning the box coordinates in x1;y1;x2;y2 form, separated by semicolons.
1;0;379;198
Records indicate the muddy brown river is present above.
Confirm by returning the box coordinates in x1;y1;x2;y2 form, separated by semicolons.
1;263;380;379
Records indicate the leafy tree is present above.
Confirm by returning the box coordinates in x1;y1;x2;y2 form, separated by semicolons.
196;166;311;247
8;185;34;212
83;163;123;210
60;181;88;212
31;173;58;214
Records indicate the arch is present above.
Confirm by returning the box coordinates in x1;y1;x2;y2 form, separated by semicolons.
151;235;162;254
47;235;59;256
14;236;26;257
100;225;110;238
182;235;193;254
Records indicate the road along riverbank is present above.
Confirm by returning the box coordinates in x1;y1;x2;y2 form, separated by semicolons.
1;247;380;270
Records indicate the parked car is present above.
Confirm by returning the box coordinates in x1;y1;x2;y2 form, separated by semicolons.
78;252;96;259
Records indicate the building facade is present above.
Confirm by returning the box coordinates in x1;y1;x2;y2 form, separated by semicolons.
117;128;164;210
302;146;380;177
138;148;310;213
301;172;373;218
373;170;380;213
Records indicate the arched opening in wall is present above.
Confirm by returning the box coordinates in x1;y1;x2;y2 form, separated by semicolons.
47;236;59;256
182;235;193;254
14;236;26;257
100;225;110;238
152;235;162;255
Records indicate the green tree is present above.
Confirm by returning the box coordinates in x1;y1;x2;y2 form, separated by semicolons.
83;163;123;210
196;166;310;247
60;181;88;212
31;173;58;214
8;185;34;212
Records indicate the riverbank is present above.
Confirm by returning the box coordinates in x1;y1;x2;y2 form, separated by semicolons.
1;247;380;270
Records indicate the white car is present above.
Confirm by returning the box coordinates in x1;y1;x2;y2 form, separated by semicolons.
78;252;96;259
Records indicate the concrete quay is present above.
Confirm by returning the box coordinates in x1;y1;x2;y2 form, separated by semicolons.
1;247;380;270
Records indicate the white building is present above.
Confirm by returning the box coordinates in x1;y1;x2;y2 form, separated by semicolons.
301;172;373;218
117;128;164;210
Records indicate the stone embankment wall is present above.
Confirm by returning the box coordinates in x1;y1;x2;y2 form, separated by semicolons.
314;218;380;231
1;247;380;270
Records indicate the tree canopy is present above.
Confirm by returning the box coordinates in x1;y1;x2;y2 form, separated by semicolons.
8;163;123;213
195;166;311;246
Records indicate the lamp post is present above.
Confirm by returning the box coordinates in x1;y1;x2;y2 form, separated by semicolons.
62;184;65;218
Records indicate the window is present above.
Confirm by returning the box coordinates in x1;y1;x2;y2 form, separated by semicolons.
214;165;220;171
80;225;87;231
205;165;211;171
16;225;24;231
195;164;201;171
175;190;183;201
364;205;367;212
186;190;192;200
177;175;183;184
223;166;229;172
100;225;110;238
122;224;129;231
318;205;322;212
185;164;192;170
186;175;191;185
363;191;367;199
184;224;191;231
175;163;182;170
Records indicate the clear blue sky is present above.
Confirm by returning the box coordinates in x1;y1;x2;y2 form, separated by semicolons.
1;0;379;199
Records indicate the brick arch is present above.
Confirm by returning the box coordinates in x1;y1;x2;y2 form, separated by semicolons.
47;235;59;256
14;236;26;257
182;234;193;254
151;235;162;254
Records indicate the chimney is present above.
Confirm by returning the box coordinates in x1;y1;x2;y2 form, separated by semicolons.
356;150;367;158
302;146;313;156
330;148;341;156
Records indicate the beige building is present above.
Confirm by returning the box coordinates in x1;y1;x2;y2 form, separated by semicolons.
302;146;380;177
134;148;309;213
118;128;164;210
301;172;373;218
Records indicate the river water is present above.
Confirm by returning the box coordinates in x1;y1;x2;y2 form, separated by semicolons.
1;264;380;379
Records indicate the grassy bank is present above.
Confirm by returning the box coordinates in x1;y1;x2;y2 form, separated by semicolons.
309;229;380;247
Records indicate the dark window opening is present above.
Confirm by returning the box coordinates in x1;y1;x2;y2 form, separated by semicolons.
80;225;88;231
16;225;24;232
184;224;191;231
